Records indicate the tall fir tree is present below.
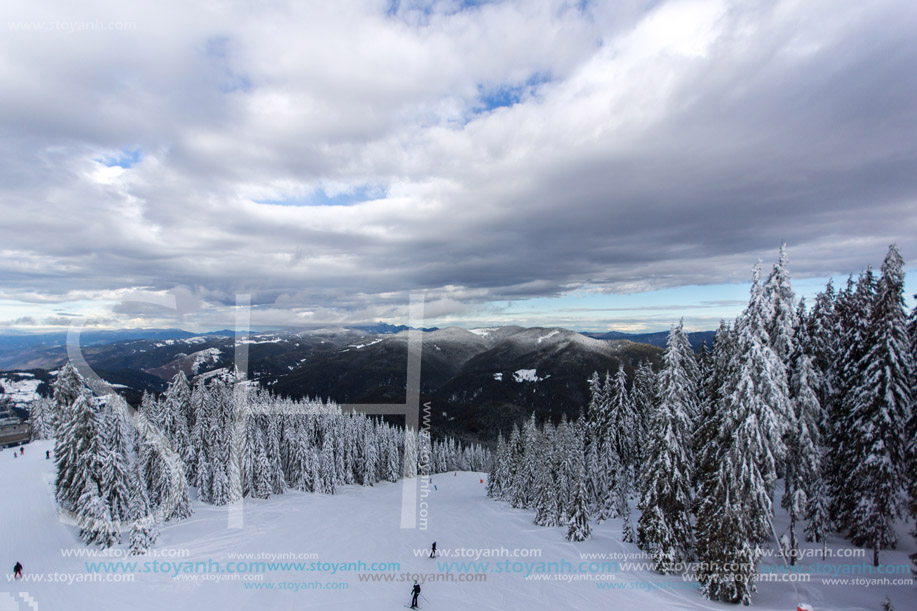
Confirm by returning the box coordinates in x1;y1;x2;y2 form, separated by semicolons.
845;246;913;565
637;320;698;572
53;362;88;504
783;322;823;565
828;271;876;530
908;294;917;575
566;425;591;542
631;360;658;466
695;260;795;604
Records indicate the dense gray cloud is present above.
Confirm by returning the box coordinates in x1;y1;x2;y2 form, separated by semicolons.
0;0;915;330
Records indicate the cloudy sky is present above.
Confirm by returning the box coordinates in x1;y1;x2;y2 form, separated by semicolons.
1;0;915;333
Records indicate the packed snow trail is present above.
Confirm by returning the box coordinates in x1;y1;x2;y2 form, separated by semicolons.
1;440;913;610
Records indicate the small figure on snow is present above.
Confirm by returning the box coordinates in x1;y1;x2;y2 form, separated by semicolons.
410;581;421;608
429;541;436;558
46;450;50;460
20;447;24;456
13;562;22;580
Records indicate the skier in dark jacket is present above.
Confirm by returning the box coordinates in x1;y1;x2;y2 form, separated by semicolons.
410;581;421;608
13;562;22;579
429;541;436;558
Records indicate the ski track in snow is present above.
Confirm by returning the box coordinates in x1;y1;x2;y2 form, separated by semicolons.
1;440;914;610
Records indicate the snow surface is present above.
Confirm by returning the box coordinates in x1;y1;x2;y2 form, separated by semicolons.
1;440;913;611
349;339;383;350
190;348;222;374
513;369;549;383
469;328;498;337
536;331;560;344
0;378;41;406
237;337;284;345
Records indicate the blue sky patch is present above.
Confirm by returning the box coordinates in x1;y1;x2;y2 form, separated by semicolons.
387;0;500;20
97;148;142;168
475;72;551;113
258;185;387;207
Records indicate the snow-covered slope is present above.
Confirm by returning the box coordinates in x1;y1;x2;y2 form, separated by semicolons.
2;440;912;610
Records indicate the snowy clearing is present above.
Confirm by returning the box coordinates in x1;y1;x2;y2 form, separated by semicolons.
1;440;912;611
513;369;548;383
0;378;42;406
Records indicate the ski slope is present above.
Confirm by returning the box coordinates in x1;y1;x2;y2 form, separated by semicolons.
1;440;914;611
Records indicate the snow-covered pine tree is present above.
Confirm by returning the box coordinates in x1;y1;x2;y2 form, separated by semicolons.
417;428;433;482
583;373;607;513
608;365;638;490
631;360;658;466
783;323;823;565
510;413;539;508
765;243;797;364
908;295;917;576
53;361;85;416
385;430;400;483
362;423;377;486
845;246;913;566
77;478;118;548
736;262;794;502
637;320;697;572
807;280;838;411
266;415;286;495
693;321;735;494
555;415;575;525
252;425;273;500
53;362;88;503
238;399;257;499
533;423;560;527
695;351;772;606
566;426;591;542
140;391;163;435
164;372;195;484
29;398;55;440
585;371;607;443
694;434;761;604
319;437;336;494
99;396;136;533
334;421;348;486
136;409;192;522
695;262;794;605
57;391;102;511
128;462;159;555
309;446;321;492
486;432;506;497
286;417;309;491
620;489;635;543
194;381;227;504
403;428;419;480
828;271;876;530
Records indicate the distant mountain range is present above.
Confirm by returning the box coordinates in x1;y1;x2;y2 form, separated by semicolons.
0;324;687;441
582;330;716;352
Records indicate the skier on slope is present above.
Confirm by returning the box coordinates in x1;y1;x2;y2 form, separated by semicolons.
13;562;22;580
429;541;436;558
410;581;421;608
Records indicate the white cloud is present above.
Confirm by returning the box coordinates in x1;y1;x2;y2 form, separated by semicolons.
0;0;915;330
